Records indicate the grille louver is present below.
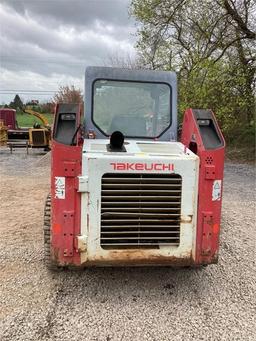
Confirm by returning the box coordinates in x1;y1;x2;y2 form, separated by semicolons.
31;130;46;146
100;173;182;249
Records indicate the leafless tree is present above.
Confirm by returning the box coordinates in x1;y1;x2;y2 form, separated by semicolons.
53;85;83;104
103;51;143;69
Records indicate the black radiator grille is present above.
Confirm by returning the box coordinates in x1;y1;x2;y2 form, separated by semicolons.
100;173;182;249
31;130;46;146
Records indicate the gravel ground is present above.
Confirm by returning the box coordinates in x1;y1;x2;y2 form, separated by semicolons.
0;148;255;341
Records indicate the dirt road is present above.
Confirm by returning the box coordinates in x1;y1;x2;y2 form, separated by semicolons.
0;149;255;341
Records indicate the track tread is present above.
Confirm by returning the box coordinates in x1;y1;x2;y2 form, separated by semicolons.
43;194;62;271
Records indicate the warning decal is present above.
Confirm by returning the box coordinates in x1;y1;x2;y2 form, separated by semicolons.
55;176;65;199
212;180;222;201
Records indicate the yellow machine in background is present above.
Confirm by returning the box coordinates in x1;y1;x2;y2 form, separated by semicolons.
24;108;51;149
28;128;50;148
24;108;50;127
0;120;8;146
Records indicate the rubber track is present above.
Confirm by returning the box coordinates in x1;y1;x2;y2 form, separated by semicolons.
43;194;61;270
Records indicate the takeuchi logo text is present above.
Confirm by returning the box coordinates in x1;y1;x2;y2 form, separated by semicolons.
110;162;174;171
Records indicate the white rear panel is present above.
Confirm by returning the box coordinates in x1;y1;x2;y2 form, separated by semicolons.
79;140;199;266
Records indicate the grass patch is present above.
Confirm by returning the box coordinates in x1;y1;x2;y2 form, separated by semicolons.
226;145;255;163
224;123;255;163
16;113;54;127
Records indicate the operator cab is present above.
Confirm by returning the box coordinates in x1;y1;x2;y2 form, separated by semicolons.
84;66;177;141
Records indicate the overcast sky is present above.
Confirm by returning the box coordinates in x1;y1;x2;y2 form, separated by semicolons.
0;0;136;103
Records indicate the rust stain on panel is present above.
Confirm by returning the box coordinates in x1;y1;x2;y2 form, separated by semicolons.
180;215;193;223
86;249;193;267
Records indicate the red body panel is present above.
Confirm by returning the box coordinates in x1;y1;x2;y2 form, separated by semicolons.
0;108;16;129
181;108;225;264
50;104;82;266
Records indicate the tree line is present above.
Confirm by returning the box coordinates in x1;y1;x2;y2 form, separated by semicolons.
2;86;83;114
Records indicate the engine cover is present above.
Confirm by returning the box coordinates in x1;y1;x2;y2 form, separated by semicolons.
78;140;199;266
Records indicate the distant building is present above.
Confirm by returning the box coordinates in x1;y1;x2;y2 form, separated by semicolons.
26;100;39;105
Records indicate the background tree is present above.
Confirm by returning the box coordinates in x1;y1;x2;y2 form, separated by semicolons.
41;102;55;114
53;85;83;103
104;51;141;69
9;94;23;110
130;0;256;152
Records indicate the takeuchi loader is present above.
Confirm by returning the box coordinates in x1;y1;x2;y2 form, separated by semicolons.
44;66;225;269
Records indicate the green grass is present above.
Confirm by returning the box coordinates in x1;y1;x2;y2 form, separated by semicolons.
226;145;255;163
16;113;54;127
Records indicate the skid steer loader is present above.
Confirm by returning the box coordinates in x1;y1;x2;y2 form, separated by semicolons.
44;66;225;269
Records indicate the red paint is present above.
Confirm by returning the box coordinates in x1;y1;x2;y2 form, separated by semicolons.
0;108;17;129
50;104;82;267
181;108;225;265
213;223;220;234
53;223;61;234
110;162;174;171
